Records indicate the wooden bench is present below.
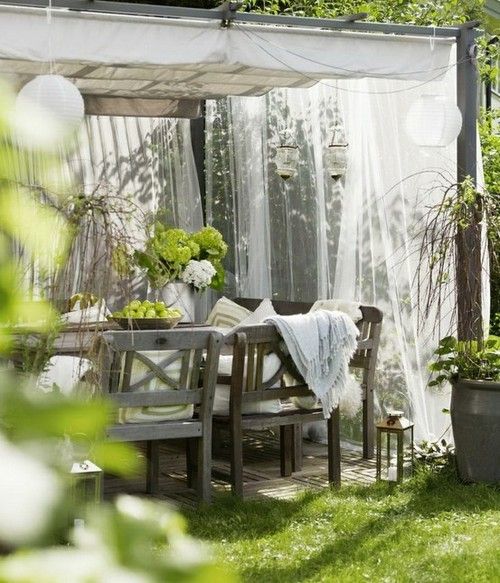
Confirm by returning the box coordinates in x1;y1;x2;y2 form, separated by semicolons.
212;299;381;495
233;298;383;460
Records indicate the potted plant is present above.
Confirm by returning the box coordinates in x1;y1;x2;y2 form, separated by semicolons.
134;222;227;321
429;335;500;483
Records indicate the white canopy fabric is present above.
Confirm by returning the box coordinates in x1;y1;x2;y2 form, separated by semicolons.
0;5;454;106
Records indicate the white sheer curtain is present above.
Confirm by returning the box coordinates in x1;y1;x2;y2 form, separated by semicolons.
206;70;460;441
17;116;202;309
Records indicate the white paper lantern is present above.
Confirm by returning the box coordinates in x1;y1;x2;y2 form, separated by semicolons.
405;94;462;147
14;74;84;149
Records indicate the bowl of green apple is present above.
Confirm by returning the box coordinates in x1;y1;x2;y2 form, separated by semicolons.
110;300;183;330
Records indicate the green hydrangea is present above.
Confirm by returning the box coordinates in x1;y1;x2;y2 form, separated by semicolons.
136;223;227;291
191;226;228;262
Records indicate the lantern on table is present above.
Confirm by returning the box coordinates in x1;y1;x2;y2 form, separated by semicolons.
70;459;103;506
376;411;414;483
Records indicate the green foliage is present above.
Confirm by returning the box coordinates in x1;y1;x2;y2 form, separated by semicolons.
479;108;500;327
246;0;485;25
414;438;455;470
0;494;232;582
428;335;500;385
191;226;229;290
135;222;228;291
491;312;500;336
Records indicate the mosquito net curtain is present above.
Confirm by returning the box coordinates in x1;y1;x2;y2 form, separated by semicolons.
205;69;462;442
18;116;202;307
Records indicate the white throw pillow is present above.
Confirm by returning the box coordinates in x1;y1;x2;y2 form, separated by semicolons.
205;296;251;328
119;350;193;424
231;298;278;332
213;352;283;415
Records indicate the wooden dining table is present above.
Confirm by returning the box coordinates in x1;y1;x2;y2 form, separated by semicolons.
9;320;211;363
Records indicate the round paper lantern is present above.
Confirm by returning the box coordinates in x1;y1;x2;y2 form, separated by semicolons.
405;94;462;147
15;74;84;149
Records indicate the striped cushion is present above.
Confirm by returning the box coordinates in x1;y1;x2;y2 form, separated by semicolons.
205;296;251;328
119;350;193;424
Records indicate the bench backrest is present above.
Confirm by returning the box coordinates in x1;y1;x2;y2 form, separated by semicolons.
233;298;383;396
99;329;222;411
224;325;316;407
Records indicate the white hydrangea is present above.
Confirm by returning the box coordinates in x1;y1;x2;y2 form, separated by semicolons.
180;260;216;290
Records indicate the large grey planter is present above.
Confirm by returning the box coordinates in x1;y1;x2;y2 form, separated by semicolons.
451;379;500;483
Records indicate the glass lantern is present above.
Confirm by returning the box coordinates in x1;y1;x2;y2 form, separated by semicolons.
70;460;103;506
326;127;348;180
376;411;414;483
275;144;299;180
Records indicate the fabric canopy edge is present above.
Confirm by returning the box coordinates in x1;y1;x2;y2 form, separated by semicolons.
83;95;202;118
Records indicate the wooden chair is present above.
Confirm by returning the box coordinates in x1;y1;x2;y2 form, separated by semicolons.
99;328;223;503
234;298;383;459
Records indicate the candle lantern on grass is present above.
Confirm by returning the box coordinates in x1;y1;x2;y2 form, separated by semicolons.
376;411;414;483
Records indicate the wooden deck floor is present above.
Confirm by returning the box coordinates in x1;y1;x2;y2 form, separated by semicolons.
104;431;377;507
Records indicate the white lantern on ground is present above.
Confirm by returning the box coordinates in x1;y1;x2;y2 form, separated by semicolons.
14;74;84;149
405;94;462;147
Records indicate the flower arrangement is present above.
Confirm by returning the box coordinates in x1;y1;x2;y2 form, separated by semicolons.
135;223;227;291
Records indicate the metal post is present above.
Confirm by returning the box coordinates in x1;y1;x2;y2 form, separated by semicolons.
190;102;207;223
456;24;482;341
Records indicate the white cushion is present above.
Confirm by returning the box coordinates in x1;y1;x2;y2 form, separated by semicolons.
119;350;193;424
231;298;278;332
37;356;92;395
205;296;251;328
60;302;110;324
213;352;283;415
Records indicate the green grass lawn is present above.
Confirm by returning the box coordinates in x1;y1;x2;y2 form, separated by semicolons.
183;468;500;582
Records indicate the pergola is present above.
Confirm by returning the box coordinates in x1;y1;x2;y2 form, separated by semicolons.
0;0;483;340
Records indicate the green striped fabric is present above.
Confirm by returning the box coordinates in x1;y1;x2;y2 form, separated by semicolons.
119;350;194;424
205;296;251;328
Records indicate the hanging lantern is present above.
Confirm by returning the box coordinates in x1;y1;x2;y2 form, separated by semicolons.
275;145;299;180
326;126;348;179
376;411;414;483
14;74;84;149
274;130;299;180
405;94;462;147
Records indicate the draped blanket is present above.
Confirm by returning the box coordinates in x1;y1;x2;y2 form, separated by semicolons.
265;310;359;418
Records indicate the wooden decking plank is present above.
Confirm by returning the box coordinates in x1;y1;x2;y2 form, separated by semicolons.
103;431;376;507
